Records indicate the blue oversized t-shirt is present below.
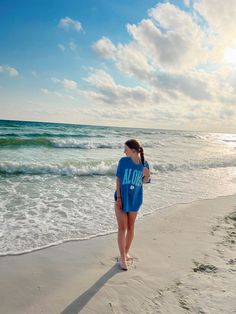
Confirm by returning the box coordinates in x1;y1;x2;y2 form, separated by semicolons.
115;157;149;212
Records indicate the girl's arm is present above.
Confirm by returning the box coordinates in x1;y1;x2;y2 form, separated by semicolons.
142;167;151;183
116;177;122;209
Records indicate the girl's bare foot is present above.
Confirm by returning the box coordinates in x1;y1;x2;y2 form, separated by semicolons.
126;254;132;261
119;259;128;271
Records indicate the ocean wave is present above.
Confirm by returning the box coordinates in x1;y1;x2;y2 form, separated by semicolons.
182;134;200;139
152;158;236;172
2;157;236;177
0;161;117;176
0;132;105;138
51;139;122;149
0;137;122;149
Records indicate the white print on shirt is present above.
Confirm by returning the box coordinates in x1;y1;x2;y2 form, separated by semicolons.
122;168;143;187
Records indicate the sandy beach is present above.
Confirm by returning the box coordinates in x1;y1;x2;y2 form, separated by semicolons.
1;194;236;314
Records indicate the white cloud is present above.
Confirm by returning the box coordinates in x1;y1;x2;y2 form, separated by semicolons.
51;77;78;90
194;0;236;61
41;88;75;100
83;69;150;107
155;71;215;101
116;42;154;80
62;79;78;90
92;36;116;59
92;37;153;80
93;3;208;74
58;17;83;32
86;2;236;131
183;0;191;7
80;64;236;131
194;0;236;37
129;3;207;72
0;64;19;77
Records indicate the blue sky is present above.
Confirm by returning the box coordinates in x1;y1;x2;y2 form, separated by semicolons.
1;0;236;132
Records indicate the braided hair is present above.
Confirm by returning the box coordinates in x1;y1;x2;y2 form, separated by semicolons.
125;139;145;165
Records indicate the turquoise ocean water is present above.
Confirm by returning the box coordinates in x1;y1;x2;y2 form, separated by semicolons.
0;119;236;255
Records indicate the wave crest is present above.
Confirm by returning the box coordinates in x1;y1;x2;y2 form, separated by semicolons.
152;158;236;172
0;137;122;149
0;161;117;176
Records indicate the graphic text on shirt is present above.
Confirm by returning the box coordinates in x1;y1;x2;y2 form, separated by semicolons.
122;168;143;186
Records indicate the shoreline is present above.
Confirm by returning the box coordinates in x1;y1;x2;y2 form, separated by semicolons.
1;192;236;258
0;194;236;313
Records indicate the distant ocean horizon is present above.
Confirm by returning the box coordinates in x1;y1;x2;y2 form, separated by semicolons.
1;119;236;256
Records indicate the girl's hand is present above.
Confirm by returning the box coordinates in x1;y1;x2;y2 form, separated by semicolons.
116;197;122;210
143;167;149;176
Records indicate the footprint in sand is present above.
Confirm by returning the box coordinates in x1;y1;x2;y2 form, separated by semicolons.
226;258;236;265
193;262;218;273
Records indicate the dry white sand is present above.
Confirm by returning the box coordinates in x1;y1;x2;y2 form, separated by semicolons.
0;194;236;314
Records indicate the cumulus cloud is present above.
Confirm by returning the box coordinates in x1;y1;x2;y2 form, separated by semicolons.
130;3;207;72
93;3;208;74
80;62;236;130
116;42;154;80
92;38;153;80
83;69;150;107
87;1;236;130
0;65;19;77
92;2;212;82
155;71;215;101
92;36;116;59
194;0;236;38
58;17;83;32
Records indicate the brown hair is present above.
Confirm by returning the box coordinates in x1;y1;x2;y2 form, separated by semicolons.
125;139;145;165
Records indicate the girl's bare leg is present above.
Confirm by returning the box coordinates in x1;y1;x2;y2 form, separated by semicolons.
115;203;128;263
125;212;138;258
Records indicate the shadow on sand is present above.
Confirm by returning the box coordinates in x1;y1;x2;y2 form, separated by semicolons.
61;263;120;314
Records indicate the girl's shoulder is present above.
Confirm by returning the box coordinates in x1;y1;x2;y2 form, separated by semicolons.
119;156;130;163
118;156;132;168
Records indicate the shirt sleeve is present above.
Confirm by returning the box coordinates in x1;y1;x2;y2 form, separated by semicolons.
116;159;122;177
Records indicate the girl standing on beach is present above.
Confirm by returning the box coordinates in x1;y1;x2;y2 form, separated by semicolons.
114;139;150;270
